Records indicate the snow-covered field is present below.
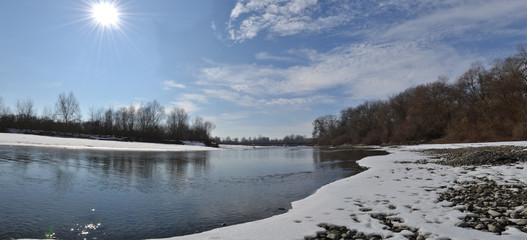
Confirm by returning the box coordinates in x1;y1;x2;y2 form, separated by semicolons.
0;133;218;152
154;141;527;240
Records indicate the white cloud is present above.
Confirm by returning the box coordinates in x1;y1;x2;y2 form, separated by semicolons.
168;101;200;113
255;52;294;62
377;0;527;43
200;42;472;101
162;80;186;90
206;0;527;106
203;89;259;107
264;95;335;106
181;93;208;103
226;0;352;42
225;0;527;43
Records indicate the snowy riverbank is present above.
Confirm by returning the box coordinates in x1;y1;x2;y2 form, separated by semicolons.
0;133;219;152
154;141;527;240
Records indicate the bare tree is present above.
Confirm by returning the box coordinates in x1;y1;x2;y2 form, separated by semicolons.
89;107;104;123
126;105;137;133
190;116;215;141
166;107;189;140
312;114;338;145
137;100;165;138
55;92;81;124
41;105;56;121
517;44;527;82
0;97;11;116
103;108;114;134
15;98;35;121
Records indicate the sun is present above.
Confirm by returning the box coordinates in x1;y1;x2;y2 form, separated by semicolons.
90;1;121;29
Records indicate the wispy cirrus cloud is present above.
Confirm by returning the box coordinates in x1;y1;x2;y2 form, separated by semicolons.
168;100;200;113
255;52;295;62
162;80;186;90
199;42;471;101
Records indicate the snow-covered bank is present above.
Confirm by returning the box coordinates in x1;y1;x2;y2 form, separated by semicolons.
0;133;219;152
156;141;527;240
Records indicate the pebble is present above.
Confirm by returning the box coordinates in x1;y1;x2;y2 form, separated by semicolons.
488;210;502;217
517;219;527;226
431;146;527;235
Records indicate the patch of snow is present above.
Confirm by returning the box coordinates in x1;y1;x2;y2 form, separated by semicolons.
153;141;527;240
0;133;219;152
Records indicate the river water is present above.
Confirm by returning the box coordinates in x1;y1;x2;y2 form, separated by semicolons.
0;145;387;239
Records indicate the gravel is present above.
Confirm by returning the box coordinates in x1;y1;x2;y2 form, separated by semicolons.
423;146;527;166
305;145;527;239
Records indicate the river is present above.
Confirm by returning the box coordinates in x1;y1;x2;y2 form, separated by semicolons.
0;145;387;239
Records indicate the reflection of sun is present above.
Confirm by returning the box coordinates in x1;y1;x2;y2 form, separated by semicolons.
90;1;121;29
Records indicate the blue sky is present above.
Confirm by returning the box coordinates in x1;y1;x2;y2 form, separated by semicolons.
1;0;526;139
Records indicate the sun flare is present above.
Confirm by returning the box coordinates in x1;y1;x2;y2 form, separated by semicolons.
90;1;120;28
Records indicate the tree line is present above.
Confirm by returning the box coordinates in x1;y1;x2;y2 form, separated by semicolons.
216;134;313;146
0;92;216;144
313;45;527;145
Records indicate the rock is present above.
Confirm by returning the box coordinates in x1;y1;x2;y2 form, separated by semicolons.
487;223;504;233
456;222;473;228
488;209;502;217
517;219;527;226
475;223;487;230
416;235;426;240
400;230;416;237
317;223;328;228
326;232;339;240
479;217;495;223
359;207;372;212
497;217;510;226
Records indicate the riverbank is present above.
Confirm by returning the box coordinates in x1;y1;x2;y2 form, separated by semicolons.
156;141;527;240
0;133;219;152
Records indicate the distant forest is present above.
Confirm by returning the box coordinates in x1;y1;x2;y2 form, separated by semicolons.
0;92;216;145
216;134;313;146
0;92;312;146
313;45;527;146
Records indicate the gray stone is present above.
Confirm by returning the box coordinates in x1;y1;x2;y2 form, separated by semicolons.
497;217;509;225
487;224;503;233
475;223;487;230
488;209;502;217
326;233;339;240
516;219;527;226
456;222;474;228
359;207;372;212
479;217;495;223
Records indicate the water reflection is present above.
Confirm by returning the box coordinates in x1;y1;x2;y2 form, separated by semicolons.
314;147;388;170
0;145;387;240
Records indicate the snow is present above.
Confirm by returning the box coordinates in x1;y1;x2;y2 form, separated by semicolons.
153;141;527;240
0;133;219;152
